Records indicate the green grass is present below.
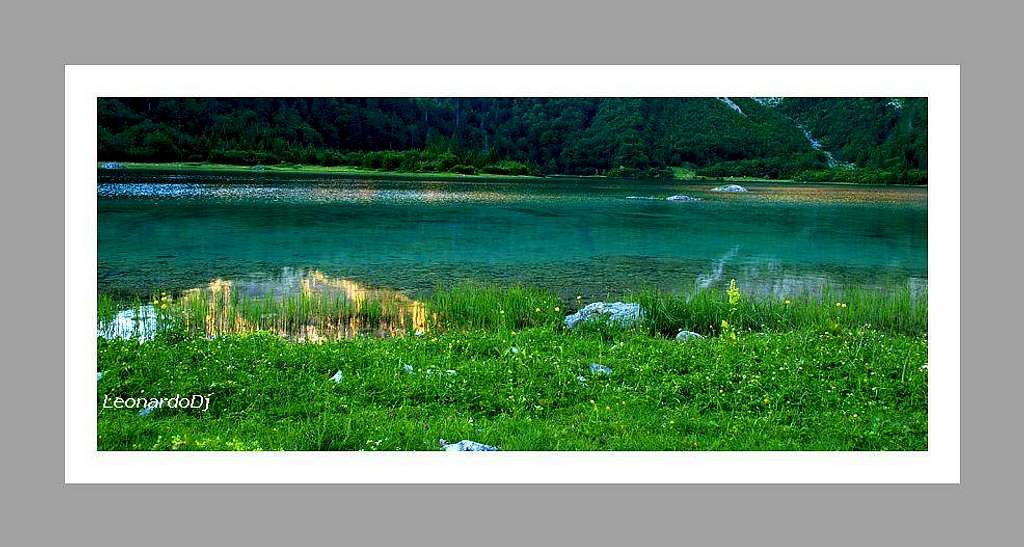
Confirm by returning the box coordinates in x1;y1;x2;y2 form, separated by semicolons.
427;283;563;331
97;326;926;451
629;285;926;337
671;164;798;183
96;283;927;450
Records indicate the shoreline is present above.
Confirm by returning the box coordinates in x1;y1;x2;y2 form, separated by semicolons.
98;162;927;187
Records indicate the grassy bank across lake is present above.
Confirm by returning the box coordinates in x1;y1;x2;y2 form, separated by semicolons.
100;161;925;186
97;283;927;451
99;161;547;182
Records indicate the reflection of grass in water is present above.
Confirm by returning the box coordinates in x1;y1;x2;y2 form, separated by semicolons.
98;281;927;340
172;286;417;340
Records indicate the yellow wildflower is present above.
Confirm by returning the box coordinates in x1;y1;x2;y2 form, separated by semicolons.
727;279;741;306
784;299;791;305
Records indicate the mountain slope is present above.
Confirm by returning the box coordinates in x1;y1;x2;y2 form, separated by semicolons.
97;97;926;183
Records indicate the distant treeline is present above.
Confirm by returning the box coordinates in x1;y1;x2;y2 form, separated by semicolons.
98;97;927;183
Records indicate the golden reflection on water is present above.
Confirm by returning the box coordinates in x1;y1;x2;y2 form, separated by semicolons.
743;184;927;205
180;271;434;342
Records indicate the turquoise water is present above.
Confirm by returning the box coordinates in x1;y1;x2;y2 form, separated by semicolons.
97;171;927;299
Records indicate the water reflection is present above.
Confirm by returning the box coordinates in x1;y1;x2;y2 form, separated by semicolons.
98;175;927;305
100;270;435;342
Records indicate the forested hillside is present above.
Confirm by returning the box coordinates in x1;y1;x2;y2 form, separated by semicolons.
98;97;927;183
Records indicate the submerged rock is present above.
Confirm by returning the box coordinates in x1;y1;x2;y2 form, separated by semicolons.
588;363;613;376
666;194;701;202
711;184;748;193
564;302;645;329
675;330;705;342
625;195;658;200
100;162;124;170
440;439;499;452
330;370;344;383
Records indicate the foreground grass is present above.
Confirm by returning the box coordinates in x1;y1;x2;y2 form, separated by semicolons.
97;282;927;450
98;328;926;451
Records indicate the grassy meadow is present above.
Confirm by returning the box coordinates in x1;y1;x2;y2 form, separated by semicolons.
97;282;927;451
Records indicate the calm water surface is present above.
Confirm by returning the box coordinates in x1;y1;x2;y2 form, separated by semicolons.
98;171;927;299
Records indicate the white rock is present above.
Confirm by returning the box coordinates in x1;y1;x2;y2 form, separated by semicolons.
330;370;344;383
711;184;748;193
564;302;645;329
675;330;705;342
440;439;499;451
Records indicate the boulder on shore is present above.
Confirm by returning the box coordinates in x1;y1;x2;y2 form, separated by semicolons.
711;184;748;193
564;302;645;329
675;330;705;342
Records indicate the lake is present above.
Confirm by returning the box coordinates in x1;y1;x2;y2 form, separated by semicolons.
97;170;927;300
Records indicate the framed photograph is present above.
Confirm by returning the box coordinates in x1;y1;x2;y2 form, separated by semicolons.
65;65;959;483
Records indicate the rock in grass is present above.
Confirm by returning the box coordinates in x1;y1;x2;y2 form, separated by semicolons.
711;184;748;193
330;370;344;383
589;363;613;376
576;375;589;385
138;406;155;417
666;194;701;202
675;330;705;342
510;346;519;355
96;371;104;381
440;439;499;451
402;364;415;375
564;302;644;330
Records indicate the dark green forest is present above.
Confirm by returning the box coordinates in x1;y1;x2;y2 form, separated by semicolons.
98;97;927;183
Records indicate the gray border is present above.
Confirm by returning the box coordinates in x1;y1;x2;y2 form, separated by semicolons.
9;0;1017;543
